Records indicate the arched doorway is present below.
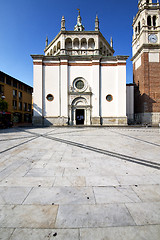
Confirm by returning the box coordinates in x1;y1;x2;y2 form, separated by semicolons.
70;97;91;125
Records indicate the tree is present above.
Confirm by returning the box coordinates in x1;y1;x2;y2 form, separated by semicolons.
0;98;8;112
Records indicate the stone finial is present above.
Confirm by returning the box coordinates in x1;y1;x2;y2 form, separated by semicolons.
61;16;66;31
45;36;48;48
95;15;99;31
74;9;85;31
110;37;113;48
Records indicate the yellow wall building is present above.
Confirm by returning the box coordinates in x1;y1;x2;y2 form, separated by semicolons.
0;71;33;124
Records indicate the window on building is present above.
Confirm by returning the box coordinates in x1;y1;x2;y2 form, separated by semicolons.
18;83;23;90
0;76;5;83
147;16;151;27
24;85;27;92
24;103;27;111
75;80;84;90
13;80;17;88
46;94;54;101
12;100;17;110
135;26;137;33
106;94;113;102
138;22;141;33
153;16;156;27
19;102;22;110
18;91;22;99
27;87;32;94
0;84;4;94
13;89;17;98
28;104;31;112
6;78;12;85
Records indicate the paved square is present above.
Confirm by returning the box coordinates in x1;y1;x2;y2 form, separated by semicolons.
0;127;160;239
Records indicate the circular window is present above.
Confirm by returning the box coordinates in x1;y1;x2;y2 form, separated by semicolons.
106;94;113;102
75;80;84;90
46;94;54;101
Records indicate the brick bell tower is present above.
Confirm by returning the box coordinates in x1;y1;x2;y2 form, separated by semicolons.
132;0;160;125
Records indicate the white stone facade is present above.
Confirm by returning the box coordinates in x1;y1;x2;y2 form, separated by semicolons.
31;14;128;126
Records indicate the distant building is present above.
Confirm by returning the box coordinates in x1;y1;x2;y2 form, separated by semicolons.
32;12;129;126
0;71;33;124
132;0;160;126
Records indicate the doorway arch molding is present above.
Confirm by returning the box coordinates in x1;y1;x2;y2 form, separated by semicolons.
69;96;91;125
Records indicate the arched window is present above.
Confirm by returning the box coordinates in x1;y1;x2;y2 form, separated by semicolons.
153;15;156;27
81;38;87;49
146;0;149;4
50;49;52;55
135;26;137;33
65;38;72;49
138;22;141;33
88;38;95;49
147;15;151;27
73;38;79;49
53;46;56;54
57;41;60;51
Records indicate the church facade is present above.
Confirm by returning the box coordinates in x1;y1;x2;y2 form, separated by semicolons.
31;12;129;126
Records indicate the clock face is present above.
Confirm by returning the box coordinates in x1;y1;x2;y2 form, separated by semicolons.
148;34;158;43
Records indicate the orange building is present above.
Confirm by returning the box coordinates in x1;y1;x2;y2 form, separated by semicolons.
0;71;33;124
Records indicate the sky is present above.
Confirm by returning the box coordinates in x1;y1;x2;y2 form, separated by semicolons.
0;0;139;87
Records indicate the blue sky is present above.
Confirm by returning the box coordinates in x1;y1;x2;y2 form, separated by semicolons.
0;0;138;87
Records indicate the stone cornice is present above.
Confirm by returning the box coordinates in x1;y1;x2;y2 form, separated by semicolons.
31;54;128;62
131;44;160;61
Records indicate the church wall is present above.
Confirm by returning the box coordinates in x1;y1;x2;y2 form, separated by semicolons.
100;64;127;125
68;64;93;92
101;66;117;117
43;65;60;117
92;63;100;120
33;63;43;118
61;61;68;118
116;65;127;117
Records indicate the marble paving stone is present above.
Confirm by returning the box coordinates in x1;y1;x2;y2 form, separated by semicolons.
23;186;95;205
44;161;90;169
0;205;58;228
0;187;32;204
86;176;119;186
132;184;160;202
150;174;160;184
63;167;113;177
93;186;141;204
0;228;15;240
55;204;135;228
10;228;79;240
25;167;64;177
116;175;156;185
126;202;160;225
80;225;160;240
0;177;55;187
54;176;86;187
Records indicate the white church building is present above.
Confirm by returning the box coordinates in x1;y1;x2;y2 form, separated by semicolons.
31;12;131;126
